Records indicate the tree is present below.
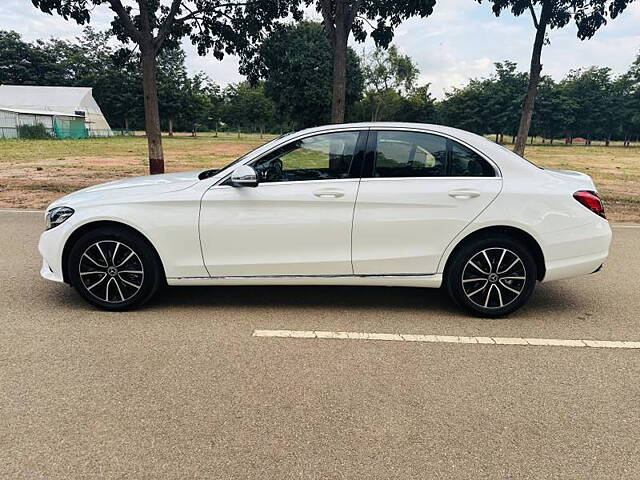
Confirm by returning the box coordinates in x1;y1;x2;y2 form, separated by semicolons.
438;79;493;134
0;30;62;85
531;76;575;143
561;67;613;144
242;21;363;129
182;74;214;136
221;82;276;135
478;0;637;156
399;84;438;123
621;52;640;145
305;0;436;124
157;48;190;136
32;0;298;174
485;61;528;142
361;45;419;121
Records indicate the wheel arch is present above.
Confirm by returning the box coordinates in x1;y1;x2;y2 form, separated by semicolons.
61;220;166;284
442;225;546;282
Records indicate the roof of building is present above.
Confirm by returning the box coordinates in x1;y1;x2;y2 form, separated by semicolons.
0;85;102;115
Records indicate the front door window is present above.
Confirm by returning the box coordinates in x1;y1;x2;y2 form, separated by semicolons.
252;131;360;183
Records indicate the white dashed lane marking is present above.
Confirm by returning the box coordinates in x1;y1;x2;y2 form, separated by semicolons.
252;329;640;350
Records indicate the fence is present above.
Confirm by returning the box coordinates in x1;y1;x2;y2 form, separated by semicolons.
0;126;119;139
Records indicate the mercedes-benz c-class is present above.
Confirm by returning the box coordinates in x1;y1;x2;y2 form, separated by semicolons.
39;123;612;316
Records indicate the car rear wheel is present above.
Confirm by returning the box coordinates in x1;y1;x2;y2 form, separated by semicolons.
445;235;537;317
68;227;163;311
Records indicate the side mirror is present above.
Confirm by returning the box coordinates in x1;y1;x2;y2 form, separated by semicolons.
231;165;259;187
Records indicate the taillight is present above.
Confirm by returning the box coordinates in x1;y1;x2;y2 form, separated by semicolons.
573;190;606;218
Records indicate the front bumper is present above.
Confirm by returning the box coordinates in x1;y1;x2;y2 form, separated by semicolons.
38;225;68;283
40;258;63;282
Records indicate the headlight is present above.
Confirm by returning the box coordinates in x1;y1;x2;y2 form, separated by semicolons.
45;206;75;230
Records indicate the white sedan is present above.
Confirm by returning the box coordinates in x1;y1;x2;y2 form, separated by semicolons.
39;123;612;316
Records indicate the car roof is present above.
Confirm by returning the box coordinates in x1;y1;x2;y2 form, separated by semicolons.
293;122;483;145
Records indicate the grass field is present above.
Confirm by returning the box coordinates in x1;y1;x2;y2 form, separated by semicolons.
0;132;638;221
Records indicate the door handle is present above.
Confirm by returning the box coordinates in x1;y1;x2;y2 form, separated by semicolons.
448;189;481;199
313;189;345;199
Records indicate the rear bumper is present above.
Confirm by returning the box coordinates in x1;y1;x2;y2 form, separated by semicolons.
542;249;609;282
540;219;612;283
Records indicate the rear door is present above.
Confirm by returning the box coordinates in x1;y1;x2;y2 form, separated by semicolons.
352;129;502;275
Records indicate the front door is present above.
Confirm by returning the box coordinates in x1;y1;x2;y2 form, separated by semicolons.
352;129;502;275
200;130;366;277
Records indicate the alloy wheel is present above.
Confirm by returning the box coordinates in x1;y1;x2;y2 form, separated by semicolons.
461;247;527;309
78;240;144;304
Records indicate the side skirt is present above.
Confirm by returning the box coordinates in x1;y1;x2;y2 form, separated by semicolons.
166;274;443;288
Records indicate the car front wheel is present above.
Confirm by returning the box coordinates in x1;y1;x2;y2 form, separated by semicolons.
446;235;537;317
68;227;163;311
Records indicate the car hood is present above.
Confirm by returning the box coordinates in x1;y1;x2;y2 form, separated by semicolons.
49;171;201;209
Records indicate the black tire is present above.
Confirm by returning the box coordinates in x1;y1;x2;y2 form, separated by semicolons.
445;234;537;317
68;226;163;311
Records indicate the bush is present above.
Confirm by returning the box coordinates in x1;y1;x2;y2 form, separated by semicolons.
18;123;51;139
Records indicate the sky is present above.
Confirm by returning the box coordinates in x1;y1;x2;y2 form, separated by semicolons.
2;0;639;99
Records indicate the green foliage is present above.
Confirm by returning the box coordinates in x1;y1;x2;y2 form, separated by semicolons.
221;82;276;132
362;45;419;94
359;45;420;121
478;0;636;40
241;21;363;128
17;124;51;140
531;76;576;140
350;44;436;123
31;0;299;59
437;56;640;142
305;0;437;48
437;80;490;134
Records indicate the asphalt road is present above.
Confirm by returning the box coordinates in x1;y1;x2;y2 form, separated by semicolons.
1;210;639;479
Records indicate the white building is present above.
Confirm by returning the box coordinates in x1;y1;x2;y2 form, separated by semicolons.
0;108;86;139
0;85;113;138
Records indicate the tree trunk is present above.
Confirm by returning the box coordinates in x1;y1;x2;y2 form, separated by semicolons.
373;101;383;122
513;2;551;157
141;49;164;174
495;132;499;142
499;133;504;143
124;117;130;134
168;115;174;137
331;29;348;124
